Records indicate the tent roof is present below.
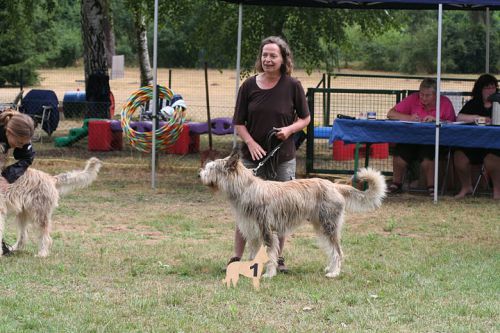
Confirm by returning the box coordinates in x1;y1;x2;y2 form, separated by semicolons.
222;0;500;10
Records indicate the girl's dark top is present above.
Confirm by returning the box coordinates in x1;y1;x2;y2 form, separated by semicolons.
233;75;310;164
459;98;492;117
457;97;500;158
0;125;35;183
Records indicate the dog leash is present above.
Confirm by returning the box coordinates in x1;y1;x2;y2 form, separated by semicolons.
252;129;284;177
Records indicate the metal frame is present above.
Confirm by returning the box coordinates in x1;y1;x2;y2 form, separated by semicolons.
305;86;474;177
306;87;403;176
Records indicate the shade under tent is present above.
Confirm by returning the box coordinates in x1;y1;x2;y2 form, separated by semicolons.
222;0;499;202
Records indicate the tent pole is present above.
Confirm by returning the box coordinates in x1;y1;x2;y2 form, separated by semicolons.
151;0;159;189
485;7;490;73
434;4;443;203
233;3;243;149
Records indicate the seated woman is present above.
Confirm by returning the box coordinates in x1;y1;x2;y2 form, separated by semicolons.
386;78;456;196
454;74;500;199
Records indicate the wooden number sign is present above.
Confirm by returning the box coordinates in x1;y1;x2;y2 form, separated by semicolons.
223;246;269;290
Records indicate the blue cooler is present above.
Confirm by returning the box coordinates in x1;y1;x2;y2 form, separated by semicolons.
63;91;86;118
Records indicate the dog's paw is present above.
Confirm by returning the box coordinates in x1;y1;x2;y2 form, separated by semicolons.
35;252;49;258
325;271;340;278
263;268;277;279
324;266;331;273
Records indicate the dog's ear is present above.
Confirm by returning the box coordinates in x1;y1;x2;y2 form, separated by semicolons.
200;150;219;168
226;150;239;171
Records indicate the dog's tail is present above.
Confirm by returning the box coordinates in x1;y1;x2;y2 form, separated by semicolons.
54;157;102;196
339;167;387;213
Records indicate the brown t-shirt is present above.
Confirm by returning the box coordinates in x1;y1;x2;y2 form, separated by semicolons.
233;75;310;163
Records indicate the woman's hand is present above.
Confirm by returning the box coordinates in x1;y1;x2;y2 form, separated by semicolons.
275;127;293;141
409;114;420;122
388;108;419;122
246;139;267;161
235;124;268;161
421;115;436;122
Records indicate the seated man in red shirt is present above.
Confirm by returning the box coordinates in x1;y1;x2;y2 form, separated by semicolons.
387;78;456;196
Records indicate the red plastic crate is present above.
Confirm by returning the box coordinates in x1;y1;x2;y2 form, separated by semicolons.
333;141;388;160
110;131;123;151
333;140;366;161
165;124;200;155
189;134;200;153
88;120;112;151
370;143;389;159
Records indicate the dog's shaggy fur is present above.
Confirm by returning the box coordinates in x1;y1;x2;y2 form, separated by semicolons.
199;151;386;278
0;157;102;257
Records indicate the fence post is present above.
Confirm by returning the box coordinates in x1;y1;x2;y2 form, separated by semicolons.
325;73;331;126
306;88;315;175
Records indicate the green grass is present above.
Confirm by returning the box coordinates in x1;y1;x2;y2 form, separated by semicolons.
0;158;499;332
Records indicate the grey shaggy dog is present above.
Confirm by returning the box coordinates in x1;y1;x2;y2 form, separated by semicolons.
199;151;386;278
0;158;102;257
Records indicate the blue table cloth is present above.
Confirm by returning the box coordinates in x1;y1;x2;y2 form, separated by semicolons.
330;119;500;149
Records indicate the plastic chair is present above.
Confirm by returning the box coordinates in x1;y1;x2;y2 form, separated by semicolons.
443;91;472;116
0;89;24;111
440;147;453;196
20;89;60;138
473;164;490;196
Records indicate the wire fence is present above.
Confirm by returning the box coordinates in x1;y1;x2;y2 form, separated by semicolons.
305;73;480;178
0;67;489;177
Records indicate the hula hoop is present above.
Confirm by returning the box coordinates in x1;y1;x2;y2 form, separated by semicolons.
121;85;186;153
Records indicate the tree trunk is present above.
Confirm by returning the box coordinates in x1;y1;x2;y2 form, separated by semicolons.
102;0;116;67
134;11;153;86
81;0;111;119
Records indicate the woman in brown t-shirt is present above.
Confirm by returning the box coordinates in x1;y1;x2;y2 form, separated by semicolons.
229;36;311;272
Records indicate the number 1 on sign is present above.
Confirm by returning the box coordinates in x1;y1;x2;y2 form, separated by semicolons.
249;263;258;277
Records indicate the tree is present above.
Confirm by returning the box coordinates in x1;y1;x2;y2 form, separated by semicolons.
0;0;57;86
157;1;398;75
124;0;153;86
117;1;398;77
45;0;83;68
347;10;499;74
102;0;116;68
81;0;111;118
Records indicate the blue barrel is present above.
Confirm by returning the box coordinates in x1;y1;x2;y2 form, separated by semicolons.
63;91;86;118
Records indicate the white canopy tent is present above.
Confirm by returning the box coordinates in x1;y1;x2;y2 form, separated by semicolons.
222;0;499;202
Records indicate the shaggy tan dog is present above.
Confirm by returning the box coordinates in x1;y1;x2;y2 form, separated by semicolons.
199;151;386;278
0;158;102;257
